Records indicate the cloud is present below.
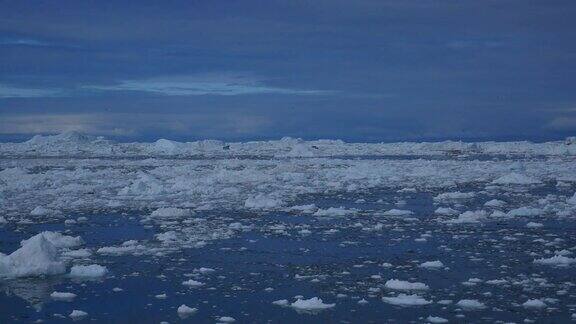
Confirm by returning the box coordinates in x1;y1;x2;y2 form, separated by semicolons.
545;116;576;131
0;112;273;138
0;38;53;47
84;74;333;96
0;113;134;135
0;84;64;98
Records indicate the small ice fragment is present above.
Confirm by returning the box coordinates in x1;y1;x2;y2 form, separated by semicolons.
69;264;108;278
182;279;205;287
522;299;547;309
456;299;485;310
50;291;77;301
419;261;444;269
385;279;429;291
290;297;335;311
177;304;197;315
382;294;432;306
69;310;88;319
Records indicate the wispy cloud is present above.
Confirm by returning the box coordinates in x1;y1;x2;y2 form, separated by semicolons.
0;112;273;138
0;38;53;47
545;116;576;131
0;84;64;98
84;74;333;96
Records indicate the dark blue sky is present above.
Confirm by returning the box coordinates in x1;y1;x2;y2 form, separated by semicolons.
1;0;575;142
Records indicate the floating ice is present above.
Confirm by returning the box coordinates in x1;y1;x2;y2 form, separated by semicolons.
445;210;487;224
23;231;84;249
456;299;486;310
382;209;414;216
177;304;197;315
434;191;475;201
69;310;88;319
419;261;444;269
526;222;543;228
434;207;458;216
382;294;432;306
522;299;546;309
245;195;282;210
426;316;448;323
484;199;506;208
313;207;356;217
290;297;335;312
279;144;316;158
50;291;77;301
288;204;318;213
272;299;289;306
69;264;108;278
30;206;53;216
506;207;542;217
150;207;192;218
0;232;67;278
491;172;541;185
217;316;236;322
182;279;205;287
385;279;429;291
568;192;576;204
534;255;576;266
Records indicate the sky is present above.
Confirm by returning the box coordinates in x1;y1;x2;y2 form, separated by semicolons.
1;0;575;142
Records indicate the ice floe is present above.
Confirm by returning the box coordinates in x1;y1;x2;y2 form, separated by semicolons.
382;294;432;306
69;264;108;278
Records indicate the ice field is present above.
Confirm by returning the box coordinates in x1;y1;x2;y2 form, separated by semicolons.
1;132;576;323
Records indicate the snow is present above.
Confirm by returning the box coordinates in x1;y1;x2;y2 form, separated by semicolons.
491;172;542;185
456;299;486;310
382;294;432;306
0;232;67;278
385;279;429;291
290;297;335;311
69;264;108;278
